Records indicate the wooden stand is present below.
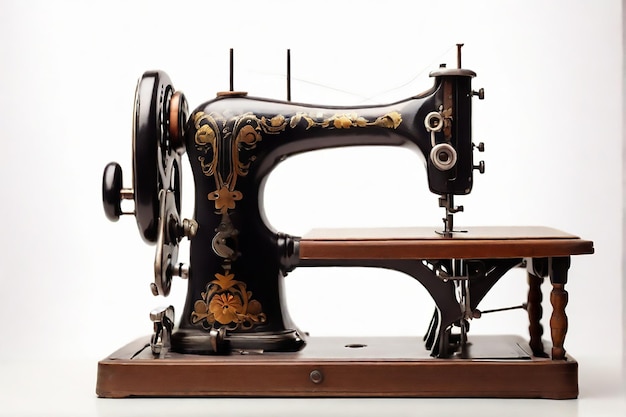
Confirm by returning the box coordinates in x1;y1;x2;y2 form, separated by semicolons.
97;335;578;399
97;226;593;399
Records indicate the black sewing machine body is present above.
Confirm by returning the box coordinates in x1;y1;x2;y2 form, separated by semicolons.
175;69;478;353
102;59;487;356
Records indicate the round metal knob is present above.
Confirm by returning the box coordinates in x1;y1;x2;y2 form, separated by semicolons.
424;111;444;132
181;218;199;239
102;162;134;221
430;143;458;171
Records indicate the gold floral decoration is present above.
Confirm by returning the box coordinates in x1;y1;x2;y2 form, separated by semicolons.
191;269;267;330
209;293;242;325
208;186;243;214
289;111;402;130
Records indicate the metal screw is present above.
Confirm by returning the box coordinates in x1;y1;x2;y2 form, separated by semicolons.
472;88;485;100
473;161;485;174
309;369;323;384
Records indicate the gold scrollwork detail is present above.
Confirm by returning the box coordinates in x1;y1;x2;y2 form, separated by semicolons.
260;114;288;133
289;111;402;130
191;267;266;331
193;111;288;213
193;109;402;213
190;108;403;329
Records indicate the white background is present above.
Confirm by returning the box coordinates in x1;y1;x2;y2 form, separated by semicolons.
0;0;624;415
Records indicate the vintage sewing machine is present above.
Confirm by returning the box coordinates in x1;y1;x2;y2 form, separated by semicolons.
97;47;593;399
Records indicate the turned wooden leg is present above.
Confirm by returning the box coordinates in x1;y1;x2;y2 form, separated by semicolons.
527;273;547;357
549;257;571;360
549;283;568;359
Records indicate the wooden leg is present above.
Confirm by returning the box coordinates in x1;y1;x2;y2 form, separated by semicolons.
549;257;571;360
549;283;568;359
527;273;547;357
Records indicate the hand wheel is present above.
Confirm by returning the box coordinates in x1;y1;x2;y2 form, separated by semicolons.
133;70;185;243
101;70;189;243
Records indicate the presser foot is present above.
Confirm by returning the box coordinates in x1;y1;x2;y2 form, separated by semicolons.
436;195;467;237
435;229;468;237
150;306;175;356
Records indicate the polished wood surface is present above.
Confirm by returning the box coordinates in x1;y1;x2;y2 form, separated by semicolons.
97;335;578;399
300;226;594;260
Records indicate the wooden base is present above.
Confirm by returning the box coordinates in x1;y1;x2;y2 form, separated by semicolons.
97;335;578;399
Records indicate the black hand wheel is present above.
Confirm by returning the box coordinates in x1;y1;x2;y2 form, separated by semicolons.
132;71;187;243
